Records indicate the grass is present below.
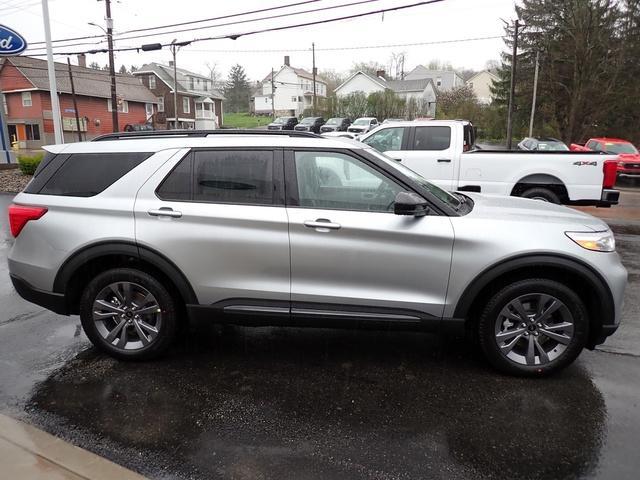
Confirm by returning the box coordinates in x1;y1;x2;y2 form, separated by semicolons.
222;112;272;129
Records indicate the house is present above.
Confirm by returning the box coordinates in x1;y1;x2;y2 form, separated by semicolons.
403;66;465;91
134;62;224;129
333;70;437;117
466;69;499;104
0;55;157;148
253;56;327;116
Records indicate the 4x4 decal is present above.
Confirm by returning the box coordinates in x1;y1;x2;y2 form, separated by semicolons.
573;160;598;166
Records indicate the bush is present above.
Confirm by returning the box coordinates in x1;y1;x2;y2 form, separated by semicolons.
17;152;44;175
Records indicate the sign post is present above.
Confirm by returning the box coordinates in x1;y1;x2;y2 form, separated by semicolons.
0;23;28;163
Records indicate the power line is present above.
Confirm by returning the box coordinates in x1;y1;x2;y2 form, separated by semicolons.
26;0;321;47
184;35;503;54
26;0;446;57
25;0;384;53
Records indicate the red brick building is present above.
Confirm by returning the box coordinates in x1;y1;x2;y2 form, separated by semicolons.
0;56;157;148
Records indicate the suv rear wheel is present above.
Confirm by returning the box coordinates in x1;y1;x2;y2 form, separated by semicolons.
478;279;588;376
520;187;561;204
79;268;178;360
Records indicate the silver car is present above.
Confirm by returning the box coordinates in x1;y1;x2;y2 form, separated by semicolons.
7;130;627;376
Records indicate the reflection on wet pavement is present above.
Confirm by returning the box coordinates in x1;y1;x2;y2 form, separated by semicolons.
27;326;606;480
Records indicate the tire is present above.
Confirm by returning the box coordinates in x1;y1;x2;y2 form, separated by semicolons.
478;278;588;377
79;268;178;360
520;187;561;204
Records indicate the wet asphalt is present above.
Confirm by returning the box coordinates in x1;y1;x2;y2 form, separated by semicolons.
0;191;639;480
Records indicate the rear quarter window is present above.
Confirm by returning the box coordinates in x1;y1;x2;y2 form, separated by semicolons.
28;152;152;197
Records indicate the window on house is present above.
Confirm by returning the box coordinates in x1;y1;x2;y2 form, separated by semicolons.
22;92;32;107
25;124;40;141
145;103;154;118
107;99;129;113
189;78;194;89
436;77;442;87
148;75;156;89
292;96;298;102
298;96;303;102
183;97;190;114
157;96;164;112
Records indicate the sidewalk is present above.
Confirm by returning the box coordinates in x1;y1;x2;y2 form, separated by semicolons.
0;414;146;480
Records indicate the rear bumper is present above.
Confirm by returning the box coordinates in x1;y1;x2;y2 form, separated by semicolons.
617;171;640;177
568;189;619;208
10;274;69;315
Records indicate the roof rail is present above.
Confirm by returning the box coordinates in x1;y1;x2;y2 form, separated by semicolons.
92;129;322;142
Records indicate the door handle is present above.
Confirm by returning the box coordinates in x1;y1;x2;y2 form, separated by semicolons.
437;158;451;163
148;207;182;218
304;218;341;231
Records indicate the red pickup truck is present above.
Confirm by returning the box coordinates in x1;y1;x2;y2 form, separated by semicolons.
570;137;640;180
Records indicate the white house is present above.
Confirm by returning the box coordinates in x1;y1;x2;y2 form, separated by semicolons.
466;70;499;104
254;56;327;116
403;66;465;91
334;70;437;117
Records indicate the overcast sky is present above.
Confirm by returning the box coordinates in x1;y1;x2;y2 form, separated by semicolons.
4;0;517;81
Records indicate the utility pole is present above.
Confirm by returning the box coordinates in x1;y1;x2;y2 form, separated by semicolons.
102;0;119;132
270;68;276;120
506;19;520;150
67;58;83;142
528;50;540;138
41;0;63;144
171;43;179;129
312;42;317;116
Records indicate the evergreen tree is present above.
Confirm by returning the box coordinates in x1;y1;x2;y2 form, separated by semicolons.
118;65;127;74
224;64;250;113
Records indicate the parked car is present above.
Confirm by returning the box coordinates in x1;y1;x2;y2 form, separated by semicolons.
124;123;154;132
347;117;379;135
570;137;640;180
294;117;325;133
7;129;626;376
517;137;569;151
267;116;298;131
360;120;620;206
320;117;351;133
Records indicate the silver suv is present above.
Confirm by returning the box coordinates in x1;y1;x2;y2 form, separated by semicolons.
7;131;627;376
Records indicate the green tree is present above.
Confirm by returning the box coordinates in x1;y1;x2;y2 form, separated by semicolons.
224;64;251;113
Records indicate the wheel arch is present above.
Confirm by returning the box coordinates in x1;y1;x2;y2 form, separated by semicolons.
453;254;615;348
510;174;569;200
54;241;198;314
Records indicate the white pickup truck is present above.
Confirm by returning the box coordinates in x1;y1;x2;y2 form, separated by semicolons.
359;120;620;206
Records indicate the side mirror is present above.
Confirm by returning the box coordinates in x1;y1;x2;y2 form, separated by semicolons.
393;191;429;217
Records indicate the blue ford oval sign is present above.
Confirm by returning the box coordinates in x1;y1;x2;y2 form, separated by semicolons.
0;24;27;56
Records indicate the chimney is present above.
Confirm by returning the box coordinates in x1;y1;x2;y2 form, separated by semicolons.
169;60;174;67
284;55;290;67
376;69;386;79
77;54;86;68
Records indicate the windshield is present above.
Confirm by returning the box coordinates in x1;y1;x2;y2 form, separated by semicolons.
538;142;568;151
273;117;288;124
364;147;462;210
301;117;316;124
325;118;340;125
353;118;370;126
604;142;639;154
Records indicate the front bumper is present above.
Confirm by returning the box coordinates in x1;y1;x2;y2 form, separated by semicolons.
10;274;69;315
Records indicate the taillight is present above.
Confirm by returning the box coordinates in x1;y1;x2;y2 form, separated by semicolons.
8;204;47;237
602;160;617;189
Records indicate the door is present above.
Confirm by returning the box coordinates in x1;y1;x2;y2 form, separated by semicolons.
401;125;457;191
134;148;290;308
361;126;409;163
285;149;455;320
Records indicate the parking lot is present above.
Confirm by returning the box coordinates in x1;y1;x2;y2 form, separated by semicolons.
1;189;639;480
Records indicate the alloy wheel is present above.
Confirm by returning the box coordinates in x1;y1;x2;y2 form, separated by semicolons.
494;293;574;366
92;281;162;351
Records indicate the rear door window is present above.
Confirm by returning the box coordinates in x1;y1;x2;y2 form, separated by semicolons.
33;152;151;197
413;126;451;151
157;150;276;206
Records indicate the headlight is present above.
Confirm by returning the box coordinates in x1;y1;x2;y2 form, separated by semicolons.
565;230;615;252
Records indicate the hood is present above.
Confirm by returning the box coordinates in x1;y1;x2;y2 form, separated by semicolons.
618;153;640;163
463;193;609;232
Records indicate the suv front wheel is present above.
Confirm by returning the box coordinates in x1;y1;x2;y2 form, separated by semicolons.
79;268;178;360
478;279;588;376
